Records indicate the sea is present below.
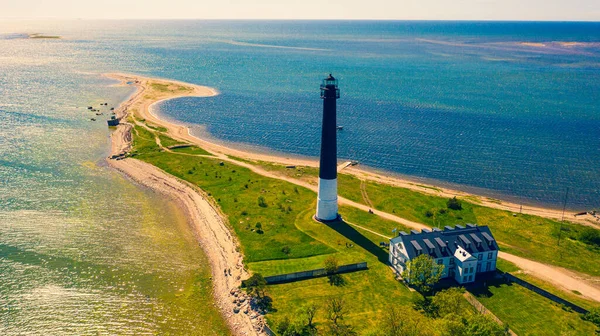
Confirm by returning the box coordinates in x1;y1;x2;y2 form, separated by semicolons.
1;20;599;334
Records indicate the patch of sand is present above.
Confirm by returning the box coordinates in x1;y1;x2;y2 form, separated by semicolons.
105;73;265;335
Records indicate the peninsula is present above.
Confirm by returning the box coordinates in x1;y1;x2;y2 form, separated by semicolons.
105;73;600;335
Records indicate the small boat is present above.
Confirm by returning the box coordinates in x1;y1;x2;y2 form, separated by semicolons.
90;118;96;121
87;106;93;110
336;126;344;130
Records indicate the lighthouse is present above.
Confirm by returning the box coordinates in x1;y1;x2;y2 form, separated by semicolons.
316;74;340;222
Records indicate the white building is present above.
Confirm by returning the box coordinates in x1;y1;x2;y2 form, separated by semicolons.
389;224;498;284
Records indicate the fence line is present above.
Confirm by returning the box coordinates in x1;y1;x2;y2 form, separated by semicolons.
463;292;517;336
503;273;588;314
263;324;276;336
261;262;368;285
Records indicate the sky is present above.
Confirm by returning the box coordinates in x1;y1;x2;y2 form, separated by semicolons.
1;0;599;21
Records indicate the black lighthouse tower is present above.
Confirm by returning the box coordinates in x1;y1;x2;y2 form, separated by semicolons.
316;74;340;221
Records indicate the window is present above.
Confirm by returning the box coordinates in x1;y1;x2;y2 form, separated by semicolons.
469;275;473;282
488;252;493;260
477;264;481;272
478;254;482;261
487;262;491;271
437;259;443;265
450;258;455;265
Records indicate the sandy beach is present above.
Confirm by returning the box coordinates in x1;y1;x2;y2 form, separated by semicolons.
114;71;596;228
105;73;265;336
104;72;600;322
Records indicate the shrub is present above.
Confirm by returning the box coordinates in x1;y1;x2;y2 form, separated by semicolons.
425;210;434;218
447;197;463;210
583;307;600;329
245;273;267;298
324;256;339;275
255;222;263;234
258;196;268;208
281;246;291;254
579;227;600;247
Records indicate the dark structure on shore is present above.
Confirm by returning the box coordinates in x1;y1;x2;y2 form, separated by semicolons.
107;115;120;126
316;74;340;221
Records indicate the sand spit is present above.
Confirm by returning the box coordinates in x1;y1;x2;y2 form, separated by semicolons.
110;74;595;228
105;73;264;336
104;72;600;319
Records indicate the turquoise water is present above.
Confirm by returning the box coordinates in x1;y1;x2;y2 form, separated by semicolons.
0;21;229;335
4;20;598;209
0;20;599;334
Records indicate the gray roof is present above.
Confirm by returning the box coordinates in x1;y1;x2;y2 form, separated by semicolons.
390;224;498;260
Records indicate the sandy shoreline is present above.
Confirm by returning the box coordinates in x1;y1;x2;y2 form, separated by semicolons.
133;73;596;228
104;72;600;317
105;73;265;336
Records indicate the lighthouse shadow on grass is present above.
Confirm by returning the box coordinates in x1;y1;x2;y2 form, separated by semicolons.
321;219;389;264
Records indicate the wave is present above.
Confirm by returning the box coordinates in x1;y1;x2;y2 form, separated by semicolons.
220;40;330;51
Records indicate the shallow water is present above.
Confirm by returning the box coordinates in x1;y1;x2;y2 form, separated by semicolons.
0;22;229;335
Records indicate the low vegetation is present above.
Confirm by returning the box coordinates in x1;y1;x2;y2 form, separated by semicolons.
129;127;598;335
470;278;596;335
249;162;600;277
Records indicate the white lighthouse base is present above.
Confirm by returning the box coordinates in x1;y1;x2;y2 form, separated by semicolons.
316;178;339;221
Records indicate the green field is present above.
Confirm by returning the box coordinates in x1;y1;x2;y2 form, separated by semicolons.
252;160;600;277
470;278;596;335
495;259;600;311
128;125;599;335
338;175;600;277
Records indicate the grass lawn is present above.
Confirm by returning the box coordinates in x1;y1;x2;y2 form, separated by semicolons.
130;128;426;333
129;127;599;335
137;150;333;262
249;160;600;277
341;174;600;276
246;162;600;276
496;259;600;311
261;209;421;333
470;278;597;335
157;133;186;148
